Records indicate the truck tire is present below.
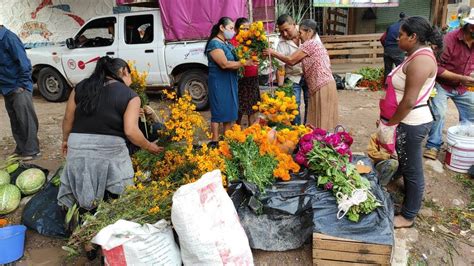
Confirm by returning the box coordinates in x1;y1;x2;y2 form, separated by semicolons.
178;70;208;110
37;67;70;102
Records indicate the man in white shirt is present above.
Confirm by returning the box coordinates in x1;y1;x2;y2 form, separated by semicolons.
276;14;308;125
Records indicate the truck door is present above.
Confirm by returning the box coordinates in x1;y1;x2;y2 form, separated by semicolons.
118;12;166;86
61;16;118;85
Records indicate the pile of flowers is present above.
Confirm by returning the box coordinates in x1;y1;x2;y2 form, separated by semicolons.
295;128;380;222
234;21;268;66
219;124;309;190
253;90;299;126
128;61;149;105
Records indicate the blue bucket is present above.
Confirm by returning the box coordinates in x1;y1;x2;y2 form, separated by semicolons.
0;225;27;264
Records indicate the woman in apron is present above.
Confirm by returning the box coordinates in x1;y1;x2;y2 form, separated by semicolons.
378;16;443;228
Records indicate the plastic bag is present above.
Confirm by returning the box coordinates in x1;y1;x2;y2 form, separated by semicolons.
344;73;363;90
21;166;69;238
312;170;394;246
333;74;345;90
228;173;316;251
92;219;181;266
376;120;397;154
171;170;253;265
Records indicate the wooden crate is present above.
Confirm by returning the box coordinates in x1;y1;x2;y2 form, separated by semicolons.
313;233;392;266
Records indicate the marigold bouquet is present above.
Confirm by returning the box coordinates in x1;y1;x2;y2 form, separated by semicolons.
159;90;209;150
219;124;306;188
127;61;149;106
253;90;299;126
234;21;268;65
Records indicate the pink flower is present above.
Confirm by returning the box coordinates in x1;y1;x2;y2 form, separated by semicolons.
300;142;314;154
324;182;333;190
337;132;353;146
294;153;308;167
312;128;327;141
341;166;346;172
301;133;314;143
324;134;341;147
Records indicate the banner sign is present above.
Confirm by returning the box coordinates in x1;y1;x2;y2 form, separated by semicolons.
313;0;399;7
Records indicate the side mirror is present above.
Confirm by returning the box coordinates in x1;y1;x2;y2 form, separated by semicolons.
66;38;75;49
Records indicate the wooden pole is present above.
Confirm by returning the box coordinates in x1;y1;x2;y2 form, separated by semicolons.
248;0;253;22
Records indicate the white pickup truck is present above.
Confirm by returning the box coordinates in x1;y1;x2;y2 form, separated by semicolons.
27;9;210;109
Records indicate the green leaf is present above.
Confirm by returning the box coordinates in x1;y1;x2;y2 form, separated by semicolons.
318;176;329;186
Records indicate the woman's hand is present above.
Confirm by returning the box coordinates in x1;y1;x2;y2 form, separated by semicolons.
146;141;164;155
62;140;68;156
244;59;257;67
262;48;273;57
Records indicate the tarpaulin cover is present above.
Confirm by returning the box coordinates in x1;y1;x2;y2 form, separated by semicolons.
158;0;248;41
312;155;394;246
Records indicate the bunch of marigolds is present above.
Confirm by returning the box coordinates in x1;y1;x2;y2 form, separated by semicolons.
219;124;309;181
127;61;149;105
234;21;268;65
160;90;209;150
253;91;299;125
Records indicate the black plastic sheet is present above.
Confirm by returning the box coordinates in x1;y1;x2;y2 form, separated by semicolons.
21;167;70;238
228;173;316;251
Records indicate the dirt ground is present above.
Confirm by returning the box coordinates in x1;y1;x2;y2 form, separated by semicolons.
0;89;472;265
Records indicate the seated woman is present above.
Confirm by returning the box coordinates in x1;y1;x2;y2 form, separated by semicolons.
59;56;163;211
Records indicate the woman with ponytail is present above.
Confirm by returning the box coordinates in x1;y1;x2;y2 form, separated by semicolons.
59;56;163;211
205;17;256;145
377;16;441;228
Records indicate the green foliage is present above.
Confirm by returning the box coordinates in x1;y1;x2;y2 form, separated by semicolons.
356;67;384;82
225;136;278;192
307;142;381;222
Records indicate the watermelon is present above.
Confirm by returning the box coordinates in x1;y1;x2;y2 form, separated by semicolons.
0;184;21;215
15;168;46;195
0;170;10;185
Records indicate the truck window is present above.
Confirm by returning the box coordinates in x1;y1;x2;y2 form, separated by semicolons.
125;15;154;44
75;17;116;48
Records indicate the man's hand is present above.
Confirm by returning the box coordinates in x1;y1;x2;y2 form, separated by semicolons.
460;75;474;87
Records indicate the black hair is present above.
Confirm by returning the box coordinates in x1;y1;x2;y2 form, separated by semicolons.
400;16;443;51
204;17;233;55
299;19;318;35
235;17;249;34
75;56;130;115
399;12;406;20
276;14;295;26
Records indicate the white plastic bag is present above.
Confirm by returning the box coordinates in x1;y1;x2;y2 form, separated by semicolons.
171;170;253;266
91;219;181;266
344;73;363;90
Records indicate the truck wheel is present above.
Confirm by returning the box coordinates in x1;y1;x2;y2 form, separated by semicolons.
178;70;208;110
37;67;70;102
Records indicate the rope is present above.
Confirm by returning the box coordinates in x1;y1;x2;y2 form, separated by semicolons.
336;189;368;219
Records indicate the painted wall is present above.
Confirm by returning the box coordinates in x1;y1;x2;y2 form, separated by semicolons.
0;0;136;48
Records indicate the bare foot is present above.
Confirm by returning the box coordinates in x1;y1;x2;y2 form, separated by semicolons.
394;215;414;228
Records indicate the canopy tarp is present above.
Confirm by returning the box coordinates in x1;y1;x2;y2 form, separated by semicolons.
117;0;248;41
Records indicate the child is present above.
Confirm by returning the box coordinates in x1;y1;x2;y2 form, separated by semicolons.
367;133;399;186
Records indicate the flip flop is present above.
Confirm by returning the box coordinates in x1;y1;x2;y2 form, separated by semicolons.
394;222;415;229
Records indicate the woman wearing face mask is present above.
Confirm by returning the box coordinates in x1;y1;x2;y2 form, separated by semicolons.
264;19;338;130
59;56;163;212
205;17;255;145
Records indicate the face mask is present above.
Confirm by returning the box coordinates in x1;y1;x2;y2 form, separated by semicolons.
223;30;235;40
